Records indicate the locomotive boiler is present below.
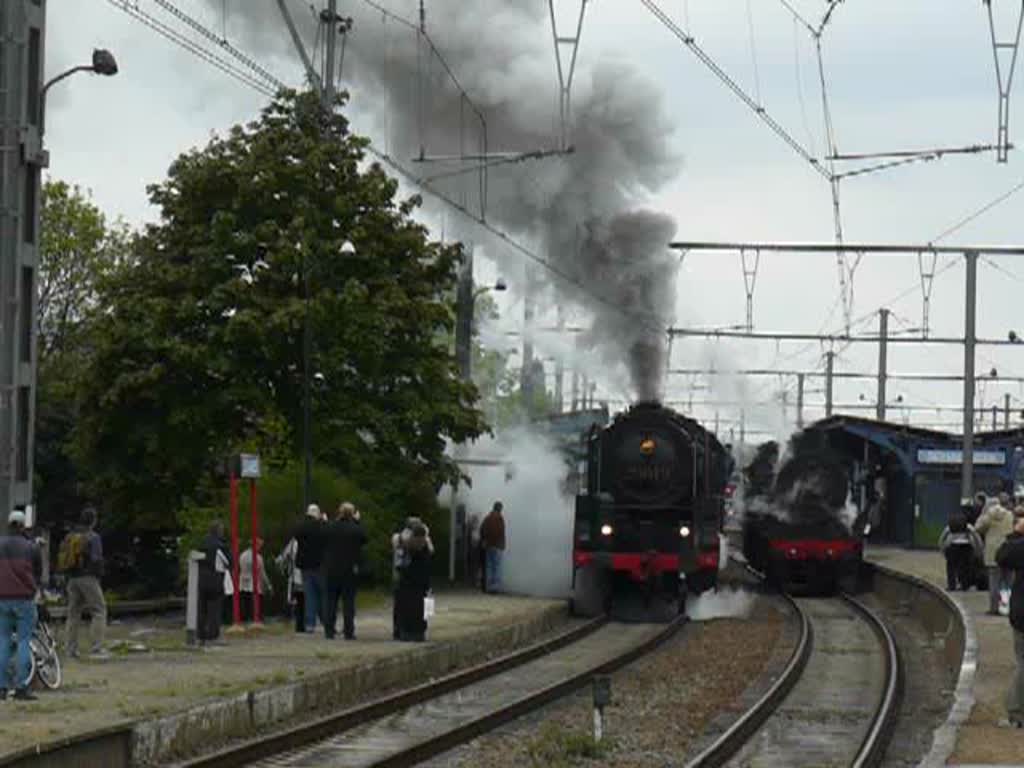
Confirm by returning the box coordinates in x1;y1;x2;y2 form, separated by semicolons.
571;402;729;618
742;431;864;593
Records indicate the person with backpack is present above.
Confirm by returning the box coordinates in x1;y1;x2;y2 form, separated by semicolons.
59;507;108;660
0;510;42;700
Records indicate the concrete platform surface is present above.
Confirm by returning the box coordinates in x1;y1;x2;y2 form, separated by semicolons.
867;546;1024;766
0;590;566;766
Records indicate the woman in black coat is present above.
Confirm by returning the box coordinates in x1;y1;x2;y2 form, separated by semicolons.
396;522;432;642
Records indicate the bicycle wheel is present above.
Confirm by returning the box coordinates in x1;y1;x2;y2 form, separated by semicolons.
29;636;60;690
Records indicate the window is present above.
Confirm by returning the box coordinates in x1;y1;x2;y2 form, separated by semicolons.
16;386;29;482
23;165;37;244
19;267;32;362
27;28;40;127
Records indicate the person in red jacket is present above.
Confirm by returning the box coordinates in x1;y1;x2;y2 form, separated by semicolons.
0;510;42;701
480;501;506;593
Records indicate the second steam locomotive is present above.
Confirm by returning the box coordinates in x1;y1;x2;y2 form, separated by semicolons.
571;402;731;617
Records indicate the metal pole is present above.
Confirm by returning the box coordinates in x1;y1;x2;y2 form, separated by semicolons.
454;248;473;381
962;251;978;503
302;253;312;512
796;373;805;429
322;0;338;110
251;478;261;625
739;409;746;447
1006;393;1012;429
877;308;889;421
993;405;998;431
825;352;835;417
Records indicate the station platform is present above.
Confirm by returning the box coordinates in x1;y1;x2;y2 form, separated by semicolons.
0;590;567;767
866;546;1024;766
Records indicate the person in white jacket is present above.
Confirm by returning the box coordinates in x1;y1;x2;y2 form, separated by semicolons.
238;539;273;624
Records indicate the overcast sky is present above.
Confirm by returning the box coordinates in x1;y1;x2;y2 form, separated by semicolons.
46;1;1024;440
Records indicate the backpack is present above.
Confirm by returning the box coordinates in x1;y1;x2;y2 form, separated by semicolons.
57;532;88;573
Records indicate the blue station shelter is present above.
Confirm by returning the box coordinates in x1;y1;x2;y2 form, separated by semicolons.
808;415;1024;549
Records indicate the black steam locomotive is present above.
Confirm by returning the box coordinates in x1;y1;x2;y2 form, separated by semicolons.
742;431;863;593
571;402;730;617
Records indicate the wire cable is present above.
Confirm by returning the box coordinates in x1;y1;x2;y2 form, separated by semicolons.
930;175;1024;244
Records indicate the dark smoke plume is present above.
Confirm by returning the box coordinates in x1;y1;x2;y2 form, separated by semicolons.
213;1;681;400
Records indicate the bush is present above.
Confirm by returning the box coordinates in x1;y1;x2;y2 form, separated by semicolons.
177;461;451;593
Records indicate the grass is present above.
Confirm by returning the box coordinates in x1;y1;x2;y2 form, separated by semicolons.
525;722;612;767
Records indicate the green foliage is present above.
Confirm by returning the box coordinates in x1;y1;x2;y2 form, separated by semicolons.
68;90;487;535
525;722;611;767
35;180;133;528
177;461;450;589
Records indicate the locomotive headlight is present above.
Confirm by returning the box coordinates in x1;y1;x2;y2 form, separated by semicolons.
679;525;691;538
640;438;656;455
600;524;613;536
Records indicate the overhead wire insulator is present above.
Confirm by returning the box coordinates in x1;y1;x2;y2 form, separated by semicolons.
983;0;1024;163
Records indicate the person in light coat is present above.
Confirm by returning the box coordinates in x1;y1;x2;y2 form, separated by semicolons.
238;538;273;624
976;492;1017;615
276;537;305;633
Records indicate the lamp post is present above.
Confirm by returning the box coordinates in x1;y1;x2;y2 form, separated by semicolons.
302;239;356;513
40;49;118;130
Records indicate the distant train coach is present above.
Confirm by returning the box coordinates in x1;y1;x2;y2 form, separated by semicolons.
571;401;730;618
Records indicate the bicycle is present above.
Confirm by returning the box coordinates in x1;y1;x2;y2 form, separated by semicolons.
4;603;62;691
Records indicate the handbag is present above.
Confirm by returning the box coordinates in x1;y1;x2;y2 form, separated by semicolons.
423;595;435;620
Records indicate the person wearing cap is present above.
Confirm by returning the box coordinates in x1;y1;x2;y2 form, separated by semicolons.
0;510;42;700
294;503;327;632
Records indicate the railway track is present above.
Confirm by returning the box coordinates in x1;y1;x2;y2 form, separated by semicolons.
178;615;684;768
687;591;902;768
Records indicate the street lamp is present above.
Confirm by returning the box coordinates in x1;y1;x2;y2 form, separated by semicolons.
302;239;357;513
40;49;119;129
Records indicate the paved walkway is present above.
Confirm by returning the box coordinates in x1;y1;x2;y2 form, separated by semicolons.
867;547;1024;766
0;590;563;760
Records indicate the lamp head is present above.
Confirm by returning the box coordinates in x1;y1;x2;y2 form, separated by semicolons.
340;240;356;256
91;49;119;77
493;278;507;292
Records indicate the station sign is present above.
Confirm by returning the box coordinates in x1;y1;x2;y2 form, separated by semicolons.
916;448;1006;466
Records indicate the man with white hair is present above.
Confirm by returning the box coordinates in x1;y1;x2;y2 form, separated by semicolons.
294;503;327;632
0;511;42;700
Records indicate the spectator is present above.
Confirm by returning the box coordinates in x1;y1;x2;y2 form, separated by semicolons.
480;501;507;593
971;492;989;527
59;506;109;660
995;511;1024;728
0;510;42;701
238;538;272;624
322;502;367;640
276;537;306;633
391;519;409;640
977;492;1016;615
295;504;327;633
197;521;230;644
940;506;982;591
395;519;433;642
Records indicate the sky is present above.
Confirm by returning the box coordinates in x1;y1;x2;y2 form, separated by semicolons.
45;0;1024;441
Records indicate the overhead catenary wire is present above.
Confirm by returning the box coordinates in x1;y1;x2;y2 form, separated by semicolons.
109;0;668;341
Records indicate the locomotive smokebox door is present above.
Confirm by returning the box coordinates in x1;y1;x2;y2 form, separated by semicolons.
592;675;612;707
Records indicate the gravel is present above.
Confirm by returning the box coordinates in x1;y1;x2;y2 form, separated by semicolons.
426;593;788;768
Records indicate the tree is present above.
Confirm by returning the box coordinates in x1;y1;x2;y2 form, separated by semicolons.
70;91;488;532
34;181;131;527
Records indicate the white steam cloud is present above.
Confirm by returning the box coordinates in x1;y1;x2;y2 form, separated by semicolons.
686;586;757;621
446;428;573;598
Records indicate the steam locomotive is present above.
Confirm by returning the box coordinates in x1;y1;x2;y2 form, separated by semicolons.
741;432;864;594
571;402;730;618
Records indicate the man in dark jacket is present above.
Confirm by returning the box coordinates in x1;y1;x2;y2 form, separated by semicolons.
995;513;1024;728
62;506;108;659
0;510;42;700
294;504;327;632
197;521;230;644
480;501;506;593
321;503;367;640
